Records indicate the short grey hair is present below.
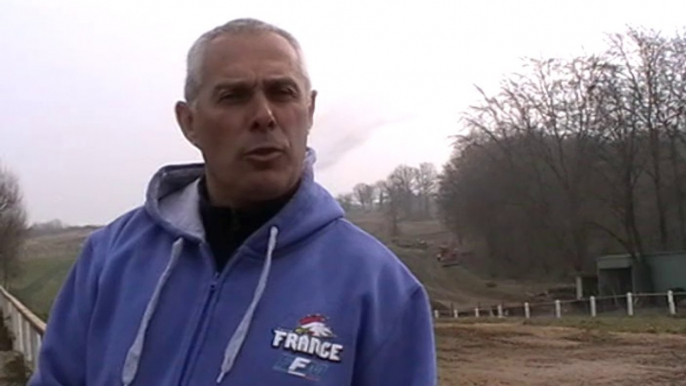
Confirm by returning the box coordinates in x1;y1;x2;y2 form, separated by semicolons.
184;18;311;103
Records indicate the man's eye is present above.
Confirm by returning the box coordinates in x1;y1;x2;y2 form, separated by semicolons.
220;93;239;101
273;87;297;98
219;90;249;102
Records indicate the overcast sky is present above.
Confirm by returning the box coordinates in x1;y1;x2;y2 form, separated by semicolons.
2;0;685;225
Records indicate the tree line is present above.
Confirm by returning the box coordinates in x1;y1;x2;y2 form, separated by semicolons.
336;162;439;236
437;27;686;278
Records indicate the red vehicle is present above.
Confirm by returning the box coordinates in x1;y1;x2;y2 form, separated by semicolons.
436;244;461;267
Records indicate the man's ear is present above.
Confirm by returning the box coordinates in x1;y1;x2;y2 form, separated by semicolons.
308;90;317;121
175;101;200;148
307;90;317;133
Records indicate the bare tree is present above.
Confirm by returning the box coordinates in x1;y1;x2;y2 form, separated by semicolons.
353;183;375;211
416;163;438;218
0;165;28;287
383;182;401;238
607;29;672;250
373;180;387;210
663;32;686;248
387;165;419;220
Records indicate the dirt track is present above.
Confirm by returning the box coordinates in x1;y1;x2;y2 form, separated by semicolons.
437;322;686;385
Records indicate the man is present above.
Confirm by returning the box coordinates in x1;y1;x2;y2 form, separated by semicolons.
29;18;437;385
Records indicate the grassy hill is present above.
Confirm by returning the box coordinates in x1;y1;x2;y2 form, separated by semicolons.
11;214;557;320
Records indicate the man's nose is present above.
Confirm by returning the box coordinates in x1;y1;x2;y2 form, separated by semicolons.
250;93;276;131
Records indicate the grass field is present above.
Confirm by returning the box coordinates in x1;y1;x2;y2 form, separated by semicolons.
9;256;75;321
9;229;90;320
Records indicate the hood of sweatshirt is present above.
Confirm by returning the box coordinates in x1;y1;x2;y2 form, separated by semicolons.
120;147;347;384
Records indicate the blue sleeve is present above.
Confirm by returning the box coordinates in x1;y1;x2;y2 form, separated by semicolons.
28;236;100;386
353;287;437;386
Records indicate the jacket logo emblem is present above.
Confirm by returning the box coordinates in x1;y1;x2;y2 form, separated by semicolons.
272;314;343;381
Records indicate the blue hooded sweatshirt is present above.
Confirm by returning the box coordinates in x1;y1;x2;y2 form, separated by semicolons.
29;149;437;386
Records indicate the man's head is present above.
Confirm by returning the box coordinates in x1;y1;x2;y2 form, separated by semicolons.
175;18;317;208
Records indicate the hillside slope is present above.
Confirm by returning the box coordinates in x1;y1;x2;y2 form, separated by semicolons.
347;213;550;308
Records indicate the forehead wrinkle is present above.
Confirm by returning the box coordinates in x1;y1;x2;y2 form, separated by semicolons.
199;34;308;94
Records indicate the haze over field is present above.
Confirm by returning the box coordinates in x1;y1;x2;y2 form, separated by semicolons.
2;0;685;225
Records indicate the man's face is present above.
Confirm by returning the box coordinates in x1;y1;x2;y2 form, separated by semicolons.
175;32;316;207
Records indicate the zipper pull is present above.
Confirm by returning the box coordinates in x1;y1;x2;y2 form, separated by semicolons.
210;272;220;291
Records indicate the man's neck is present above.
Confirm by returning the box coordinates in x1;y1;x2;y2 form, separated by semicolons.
197;176;299;271
201;179;300;212
198;176;299;214
203;175;301;210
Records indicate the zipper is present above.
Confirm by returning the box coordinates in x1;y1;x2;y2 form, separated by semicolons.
176;269;219;385
176;244;244;386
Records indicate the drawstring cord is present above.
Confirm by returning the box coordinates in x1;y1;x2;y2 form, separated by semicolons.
122;238;184;386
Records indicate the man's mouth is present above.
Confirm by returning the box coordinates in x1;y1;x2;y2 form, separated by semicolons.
244;146;285;162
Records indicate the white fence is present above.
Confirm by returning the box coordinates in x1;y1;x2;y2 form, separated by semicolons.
433;290;686;320
0;285;46;369
0;286;682;367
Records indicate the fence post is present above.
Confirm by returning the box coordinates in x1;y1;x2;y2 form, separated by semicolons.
668;290;676;315
524;302;530;319
497;304;504;318
590;296;597;317
576;276;583;300
29;329;39;368
627;292;634;316
35;334;42;369
15;308;24;354
474;308;480;318
555;300;561;319
23;320;31;363
453;309;459;319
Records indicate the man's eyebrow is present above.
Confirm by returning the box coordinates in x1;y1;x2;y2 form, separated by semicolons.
264;76;300;86
210;77;301;95
211;80;252;92
265;76;296;83
212;77;296;87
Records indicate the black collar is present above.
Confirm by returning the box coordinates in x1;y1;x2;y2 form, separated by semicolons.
197;176;297;271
